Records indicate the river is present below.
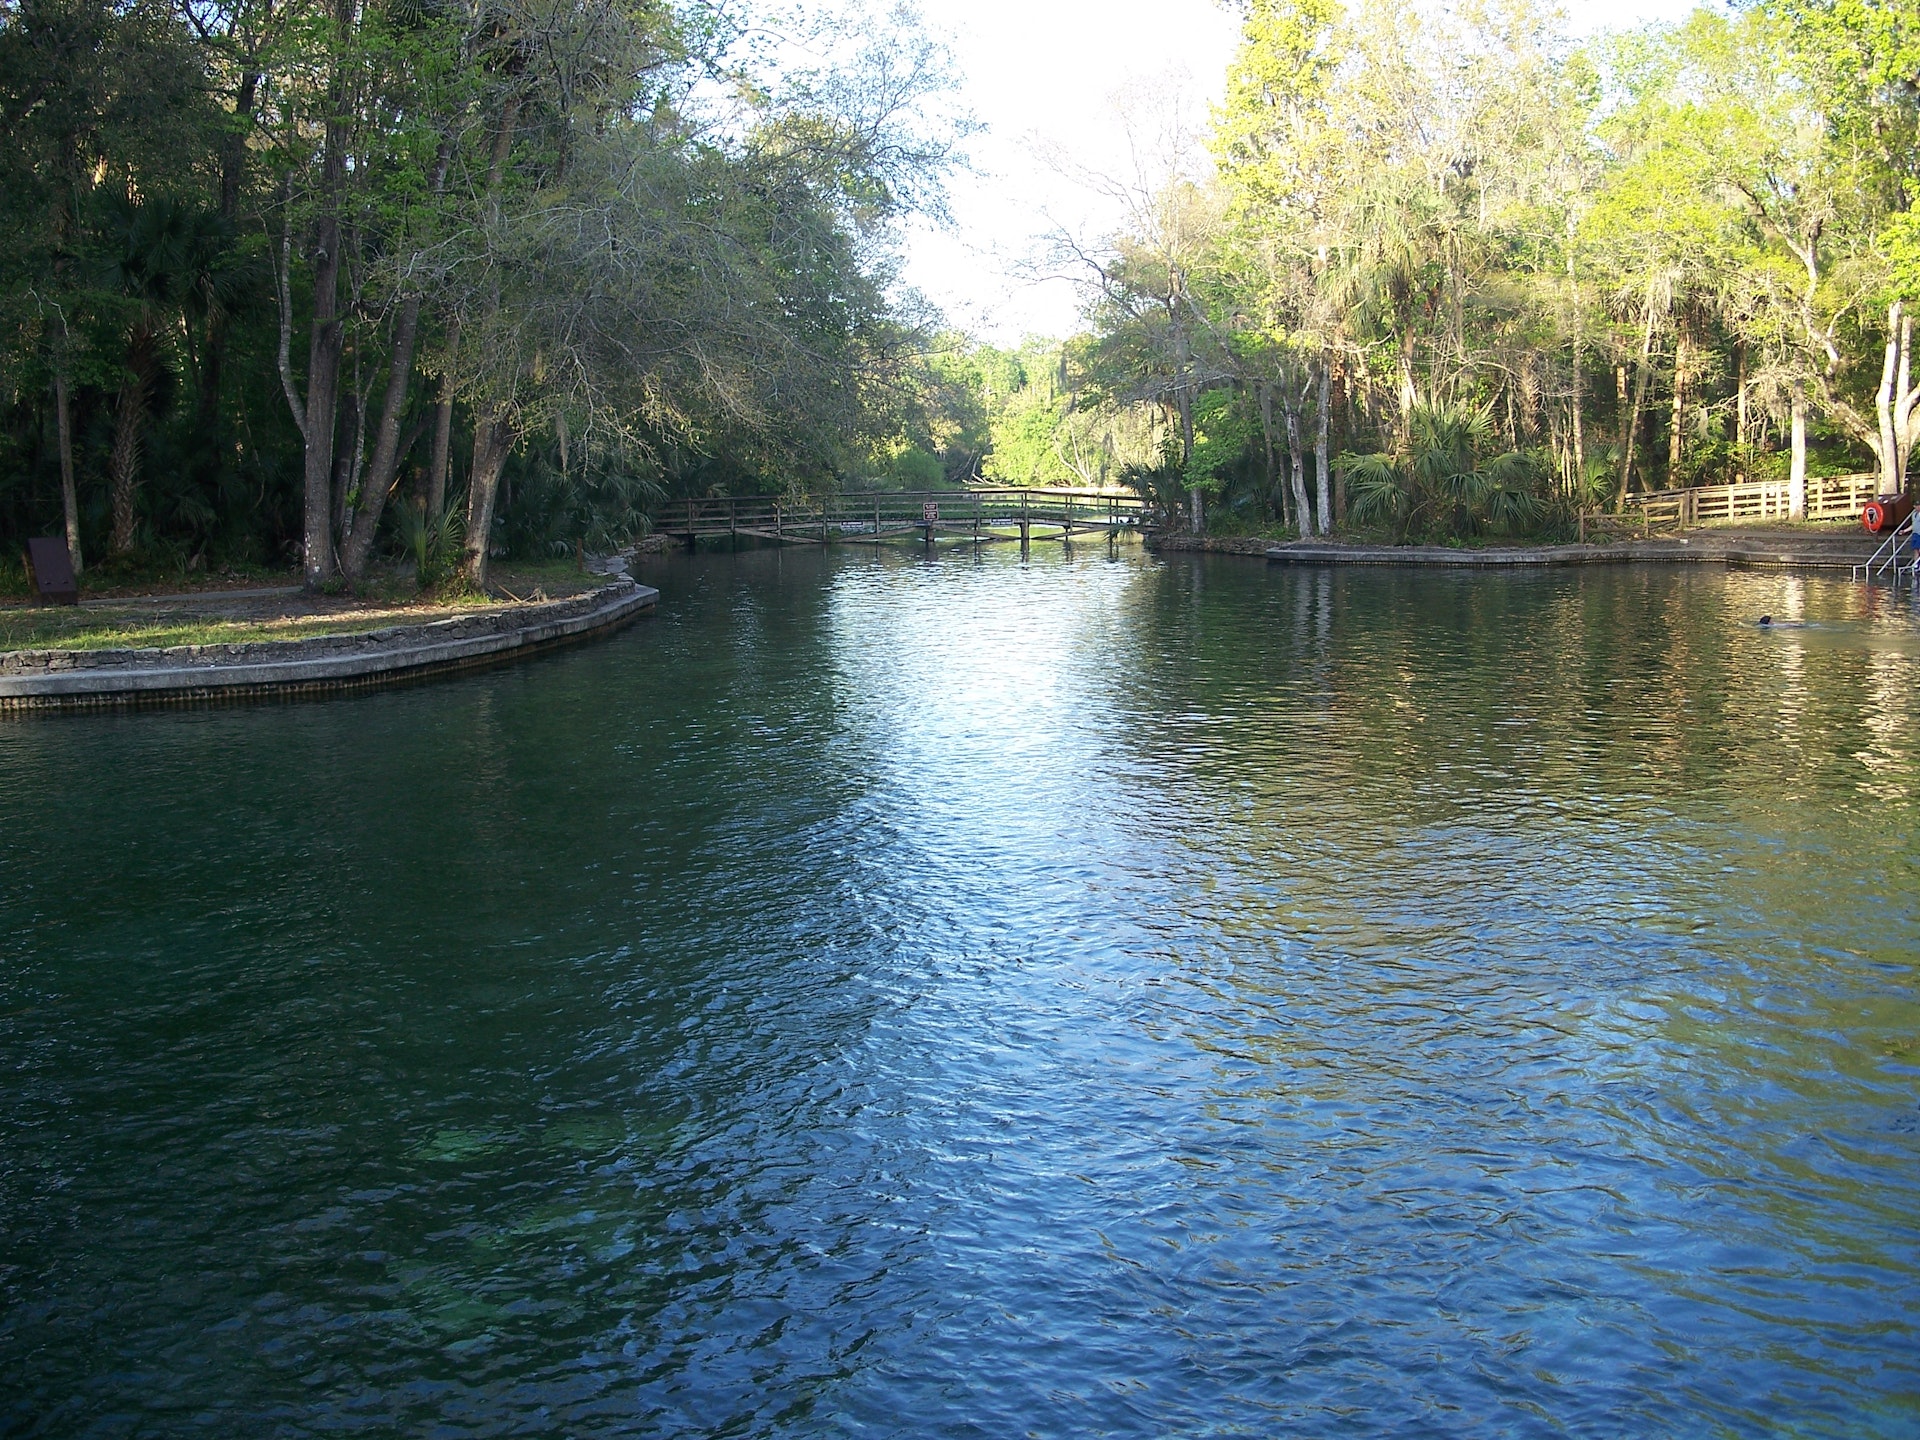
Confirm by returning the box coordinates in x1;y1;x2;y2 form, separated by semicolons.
2;544;1917;1437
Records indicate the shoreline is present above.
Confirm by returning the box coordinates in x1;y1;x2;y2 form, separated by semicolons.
0;579;657;714
1148;527;1888;570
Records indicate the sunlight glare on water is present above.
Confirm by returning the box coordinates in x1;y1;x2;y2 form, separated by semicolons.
2;543;1917;1437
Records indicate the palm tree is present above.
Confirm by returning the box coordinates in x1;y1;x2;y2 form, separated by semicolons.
1341;398;1545;541
1326;172;1448;428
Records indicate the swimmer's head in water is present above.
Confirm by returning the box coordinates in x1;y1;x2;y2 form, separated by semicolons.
1760;615;1773;626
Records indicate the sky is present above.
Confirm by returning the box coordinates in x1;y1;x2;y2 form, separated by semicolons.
897;0;1708;345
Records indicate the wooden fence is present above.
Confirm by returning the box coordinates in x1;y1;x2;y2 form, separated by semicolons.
1622;473;1882;529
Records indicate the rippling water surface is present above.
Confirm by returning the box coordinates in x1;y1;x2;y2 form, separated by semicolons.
3;545;1919;1437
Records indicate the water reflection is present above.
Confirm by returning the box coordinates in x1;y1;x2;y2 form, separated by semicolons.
0;547;1915;1437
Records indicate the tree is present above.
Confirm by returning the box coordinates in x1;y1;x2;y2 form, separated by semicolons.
0;0;216;566
94;195;240;554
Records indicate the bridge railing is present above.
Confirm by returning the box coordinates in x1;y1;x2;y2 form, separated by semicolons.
661;488;1147;537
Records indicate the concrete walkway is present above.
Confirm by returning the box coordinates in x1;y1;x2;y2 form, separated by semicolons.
2;580;656;713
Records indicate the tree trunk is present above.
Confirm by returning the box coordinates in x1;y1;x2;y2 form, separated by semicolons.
109;381;145;555
340;139;454;581
1668;328;1688;486
1180;388;1199;534
1877;301;1903;496
427;317;460;517
463;414;514;587
451;93;524;578
1790;379;1807;519
1283;388;1311;536
1569;247;1584;493
220;70;259;221
1734;341;1748;459
108;327;155;555
49;140;81;573
1259;381;1277;521
340;297;425;580
1570;346;1584;496
1898;311;1916;500
54;371;81;574
302;208;345;586
198;69;259;444
331;388;362;546
1396;320;1416;428
1614;363;1629;459
1314;358;1332;536
1333;363;1348;526
1614;296;1657;511
1174;314;1198;533
300;1;355;590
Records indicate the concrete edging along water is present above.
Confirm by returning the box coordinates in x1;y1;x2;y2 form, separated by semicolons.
1146;529;1885;570
0;579;658;713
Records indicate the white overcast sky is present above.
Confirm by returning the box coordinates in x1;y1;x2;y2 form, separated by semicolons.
897;0;1709;344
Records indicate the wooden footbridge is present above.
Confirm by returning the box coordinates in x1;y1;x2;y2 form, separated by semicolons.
657;488;1147;550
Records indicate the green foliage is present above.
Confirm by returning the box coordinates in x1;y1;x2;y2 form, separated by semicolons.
1057;0;1920;535
1341;400;1557;541
395;498;466;590
1184;390;1258;495
0;0;964;570
1882;194;1920;302
1119;455;1188;528
1341;452;1407;530
978;342;1076;486
495;439;662;562
887;445;944;489
1212;0;1341;211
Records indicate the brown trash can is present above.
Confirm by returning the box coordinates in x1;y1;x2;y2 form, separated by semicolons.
24;537;79;605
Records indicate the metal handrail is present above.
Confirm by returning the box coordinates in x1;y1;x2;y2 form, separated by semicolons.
1852;511;1916;585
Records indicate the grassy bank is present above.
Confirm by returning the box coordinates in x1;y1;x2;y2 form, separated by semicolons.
1;561;609;653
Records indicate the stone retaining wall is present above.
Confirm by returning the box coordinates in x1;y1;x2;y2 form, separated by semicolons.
1;580;657;713
1149;530;1884;570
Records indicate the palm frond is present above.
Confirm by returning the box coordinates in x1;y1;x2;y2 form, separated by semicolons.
1340;451;1407;527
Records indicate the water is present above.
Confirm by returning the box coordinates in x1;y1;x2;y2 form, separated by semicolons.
3;545;1918;1438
